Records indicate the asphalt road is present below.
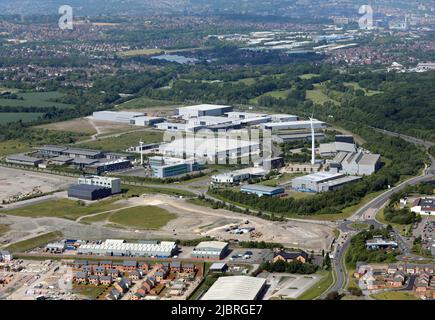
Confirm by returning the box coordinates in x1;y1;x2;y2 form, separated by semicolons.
326;128;435;295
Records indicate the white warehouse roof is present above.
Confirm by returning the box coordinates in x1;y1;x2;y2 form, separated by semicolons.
179;104;232;111
201;276;266;300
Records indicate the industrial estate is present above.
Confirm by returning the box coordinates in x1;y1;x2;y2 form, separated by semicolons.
0;0;434;305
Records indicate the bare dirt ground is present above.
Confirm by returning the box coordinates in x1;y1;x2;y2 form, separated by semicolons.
0;167;74;204
1;194;334;252
34;118;97;135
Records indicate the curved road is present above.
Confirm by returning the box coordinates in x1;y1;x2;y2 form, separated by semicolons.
327;128;434;295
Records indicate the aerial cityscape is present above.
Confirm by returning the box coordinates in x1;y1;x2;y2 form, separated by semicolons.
0;0;434;308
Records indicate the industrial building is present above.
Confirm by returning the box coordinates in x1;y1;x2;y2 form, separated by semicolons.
78;175;121;194
256;157;284;171
85;159;132;175
77;239;178;258
211;167;266;184
0;250;12;262
332;151;381;175
92;111;145;124
155;122;187;131
273;132;325;143
6;154;43;166
191;241;229;260
126;143;160;154
68;184;112;201
319;141;357;157
262;120;326;131
240;184;285;197
201;276;266;300
291;171;362;193
177;104;233;119
132;116;165;126
37;145;104;159
270;114;299;122
319;135;356;157
225;111;269;120
149;156;202;178
159;137;260;162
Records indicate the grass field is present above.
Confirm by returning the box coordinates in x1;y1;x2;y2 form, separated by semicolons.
76;130;163;152
250;89;290;104
0;140;32;157
0;91;73;109
4;231;63;253
306;83;340;106
0;112;44;125
118;48;164;57
371;291;419;300
107;206;176;230
116;97;178;110
344;82;382;96
299;73;320;80
349;223;370;230
73;284;108;300
3;198;123;221
297;271;333;300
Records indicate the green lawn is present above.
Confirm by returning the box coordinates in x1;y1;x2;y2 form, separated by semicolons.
0;140;32;157
4;231;63;253
299;73;320;80
0;91;73;109
349;223;369;230
73;284;109;300
344;82;382;96
116;96;178;110
118;48;164;57
0;112;44;125
108;206;176;230
306;85;339;106
3;198;123;220
250;89;290;104
371;291;419;300
76;130;163;152
297;271;333;300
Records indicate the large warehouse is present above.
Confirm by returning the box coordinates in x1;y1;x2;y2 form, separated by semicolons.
159;137;260;162
332;151;381;175
201;276;266;300
291;171;362;193
67;184;112;201
92;111;145;124
262;120;326;131
77;240;178;258
191;241;229;260
77;175;121;194
240;184;285;197
177;104;233;119
6;154;43;167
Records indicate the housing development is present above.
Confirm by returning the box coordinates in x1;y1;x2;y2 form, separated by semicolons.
0;0;434;307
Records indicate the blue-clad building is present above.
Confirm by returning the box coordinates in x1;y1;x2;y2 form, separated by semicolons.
240;184;285;197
